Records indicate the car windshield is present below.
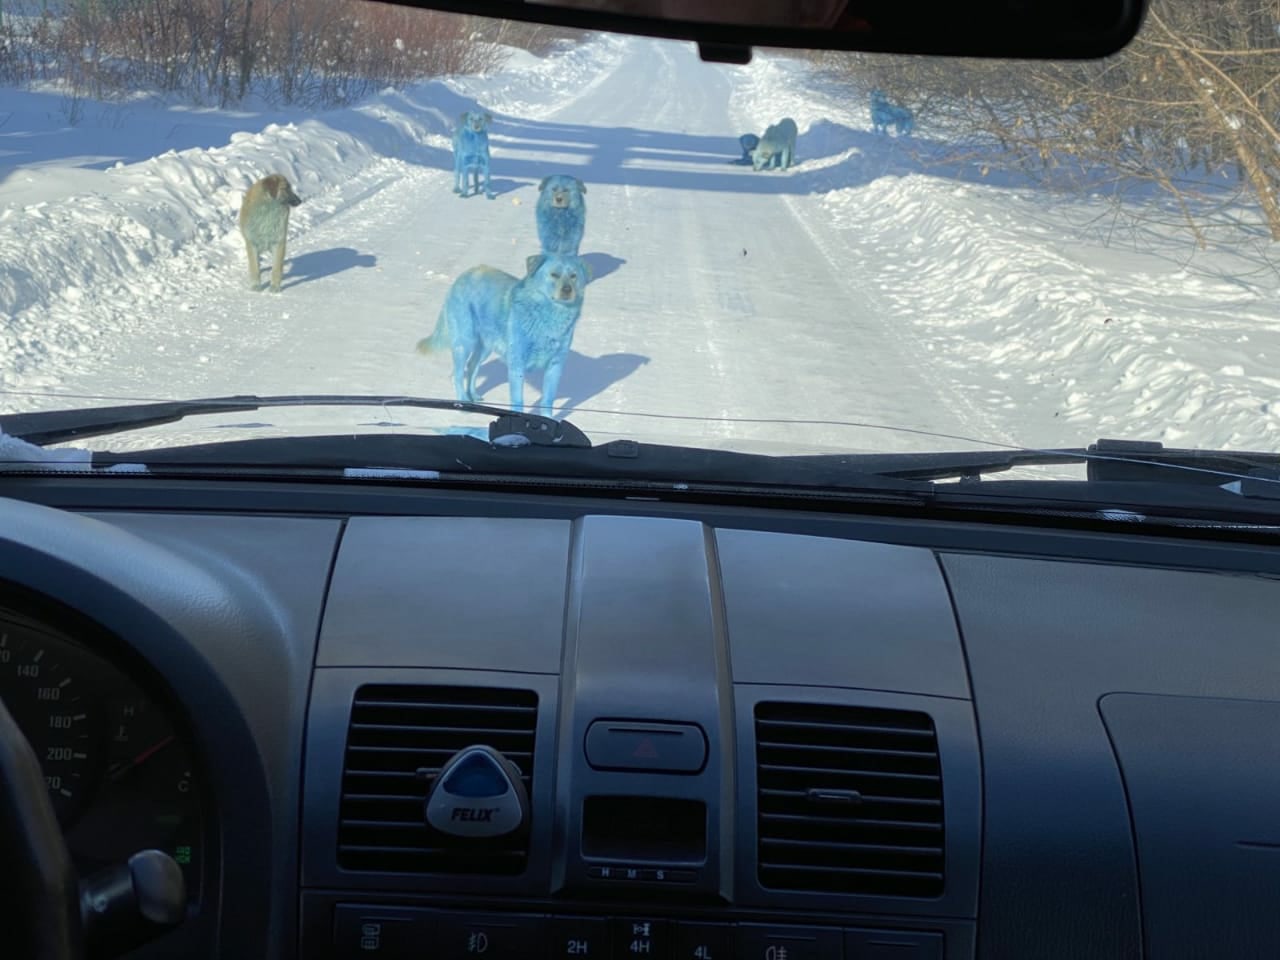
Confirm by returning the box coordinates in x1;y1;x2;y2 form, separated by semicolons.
1;1;1276;489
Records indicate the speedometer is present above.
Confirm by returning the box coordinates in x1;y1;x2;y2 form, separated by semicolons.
0;623;100;823
0;606;203;900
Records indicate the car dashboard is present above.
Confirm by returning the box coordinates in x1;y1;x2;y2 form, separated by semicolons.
1;478;1278;960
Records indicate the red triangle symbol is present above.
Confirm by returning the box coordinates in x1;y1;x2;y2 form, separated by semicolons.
632;738;659;759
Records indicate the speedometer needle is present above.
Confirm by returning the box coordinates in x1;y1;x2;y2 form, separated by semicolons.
108;735;175;781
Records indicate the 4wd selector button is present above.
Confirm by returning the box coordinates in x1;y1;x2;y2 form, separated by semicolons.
611;918;671;960
550;917;611;960
674;922;731;960
440;913;545;959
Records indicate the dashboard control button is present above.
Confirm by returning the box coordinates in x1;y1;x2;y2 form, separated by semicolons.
585;721;708;773
844;929;942;960
674;922;732;960
737;925;842;960
440;913;546;959
612;918;672;960
550;917;612;960
334;906;429;958
639;867;696;882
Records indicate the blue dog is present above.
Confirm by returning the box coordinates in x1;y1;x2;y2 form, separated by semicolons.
535;175;587;255
731;133;760;165
870;90;914;136
417;253;592;417
752;118;798;171
452;111;494;198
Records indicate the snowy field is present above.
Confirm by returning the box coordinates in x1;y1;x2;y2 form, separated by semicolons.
3;32;1280;459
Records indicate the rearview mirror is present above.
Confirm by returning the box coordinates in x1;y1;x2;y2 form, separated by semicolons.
397;0;1147;60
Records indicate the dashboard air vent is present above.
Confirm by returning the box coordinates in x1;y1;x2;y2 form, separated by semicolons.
338;684;537;875
755;701;944;898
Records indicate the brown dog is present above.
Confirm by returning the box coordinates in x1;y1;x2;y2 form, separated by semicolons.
238;174;302;292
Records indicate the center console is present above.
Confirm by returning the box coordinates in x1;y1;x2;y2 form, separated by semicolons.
296;516;983;960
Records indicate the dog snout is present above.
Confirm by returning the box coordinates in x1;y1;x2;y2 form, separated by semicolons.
557;283;577;301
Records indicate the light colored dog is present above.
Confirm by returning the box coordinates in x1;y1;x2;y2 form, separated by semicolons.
535;175;587;256
238;173;302;293
453;110;494;199
417;253;592;417
752;118;798;171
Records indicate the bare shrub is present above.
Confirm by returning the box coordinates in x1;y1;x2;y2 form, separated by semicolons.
810;0;1280;245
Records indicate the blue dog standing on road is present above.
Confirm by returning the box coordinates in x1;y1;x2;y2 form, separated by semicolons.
870;90;914;136
732;133;760;165
417;253;593;418
453;111;495;198
535;175;588;255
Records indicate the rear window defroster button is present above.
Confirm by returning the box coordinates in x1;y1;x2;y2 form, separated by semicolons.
736;925;842;960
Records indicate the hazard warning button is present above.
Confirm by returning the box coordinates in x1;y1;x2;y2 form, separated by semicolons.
584;721;708;773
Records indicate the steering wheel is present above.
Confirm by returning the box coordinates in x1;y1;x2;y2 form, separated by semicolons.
0;693;82;960
0;695;188;960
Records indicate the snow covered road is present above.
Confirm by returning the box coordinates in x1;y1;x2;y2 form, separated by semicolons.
3;37;1011;455
6;32;1280;459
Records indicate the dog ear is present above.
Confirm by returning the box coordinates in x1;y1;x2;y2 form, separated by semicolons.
526;254;546;276
264;175;280;198
484;112;493;125
538;177;550;192
577;256;593;282
576;178;587;195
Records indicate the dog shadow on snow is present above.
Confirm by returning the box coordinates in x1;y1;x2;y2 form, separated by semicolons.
581;252;626;283
472;350;650;416
282;247;377;289
302;83;975;200
353;79;982;199
419;85;1112;202
466;177;525;198
468;115;975;198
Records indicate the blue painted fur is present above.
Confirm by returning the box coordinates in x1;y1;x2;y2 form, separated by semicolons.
452;110;494;198
417;253;593;417
870;90;914;136
535;174;587;255
732;133;760;164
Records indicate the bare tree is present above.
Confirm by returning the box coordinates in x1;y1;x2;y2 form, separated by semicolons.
814;0;1280;246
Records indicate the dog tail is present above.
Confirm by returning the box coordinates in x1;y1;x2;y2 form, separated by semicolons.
416;306;449;355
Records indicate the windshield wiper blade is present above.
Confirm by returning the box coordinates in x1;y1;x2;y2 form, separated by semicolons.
1085;438;1280;482
832;447;1087;481
0;395;590;449
86;434;933;496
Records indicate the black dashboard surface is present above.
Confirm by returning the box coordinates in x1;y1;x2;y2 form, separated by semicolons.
1;482;1278;960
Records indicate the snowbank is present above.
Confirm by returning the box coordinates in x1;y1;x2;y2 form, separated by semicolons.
729;51;1280;453
0;35;627;380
